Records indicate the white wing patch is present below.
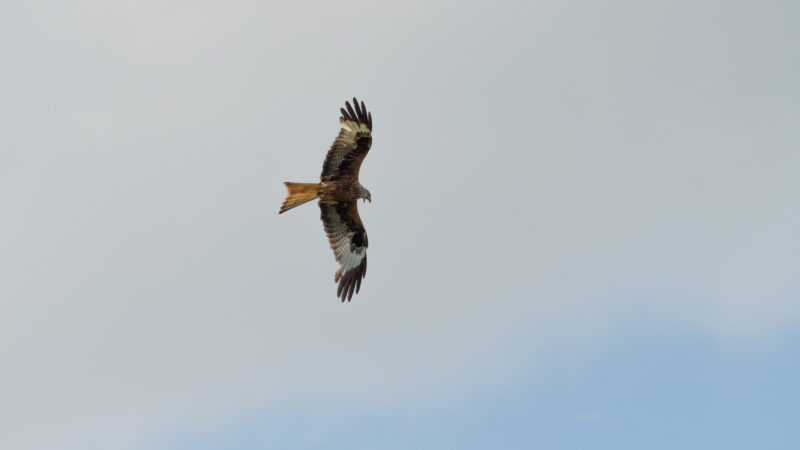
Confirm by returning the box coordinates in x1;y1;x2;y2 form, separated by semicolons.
340;118;370;135
329;231;366;282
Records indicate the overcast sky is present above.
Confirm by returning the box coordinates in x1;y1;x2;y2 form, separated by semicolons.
1;1;799;449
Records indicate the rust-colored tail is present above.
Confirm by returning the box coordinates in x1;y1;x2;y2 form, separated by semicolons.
280;182;320;214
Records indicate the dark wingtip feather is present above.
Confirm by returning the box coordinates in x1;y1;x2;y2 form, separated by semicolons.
335;257;367;302
345;101;357;121
338;98;372;131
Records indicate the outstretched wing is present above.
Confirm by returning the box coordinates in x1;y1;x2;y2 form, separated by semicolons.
320;98;373;181
319;201;368;302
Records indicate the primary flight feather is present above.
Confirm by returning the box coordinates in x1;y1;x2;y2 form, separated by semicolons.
279;98;373;302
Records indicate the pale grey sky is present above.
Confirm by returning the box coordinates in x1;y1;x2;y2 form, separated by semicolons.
1;1;798;449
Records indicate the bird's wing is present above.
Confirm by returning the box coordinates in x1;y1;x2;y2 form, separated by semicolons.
319;201;368;302
320;98;373;181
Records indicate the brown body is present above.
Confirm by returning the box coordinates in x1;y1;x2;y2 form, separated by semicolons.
279;180;363;213
319;180;363;202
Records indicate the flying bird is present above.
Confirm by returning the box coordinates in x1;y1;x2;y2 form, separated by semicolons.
279;98;373;302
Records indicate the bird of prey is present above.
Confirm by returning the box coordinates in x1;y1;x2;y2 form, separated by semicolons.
279;98;373;302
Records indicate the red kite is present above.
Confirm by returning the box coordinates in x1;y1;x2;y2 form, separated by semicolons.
279;98;373;302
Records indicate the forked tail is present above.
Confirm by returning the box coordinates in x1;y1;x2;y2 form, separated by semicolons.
279;182;320;213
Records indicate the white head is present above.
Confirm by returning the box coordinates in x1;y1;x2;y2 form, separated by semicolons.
360;186;371;203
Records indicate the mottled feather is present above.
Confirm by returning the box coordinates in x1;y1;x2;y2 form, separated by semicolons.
319;201;368;302
320;97;373;181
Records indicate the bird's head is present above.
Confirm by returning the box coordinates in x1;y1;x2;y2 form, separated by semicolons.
360;187;372;203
